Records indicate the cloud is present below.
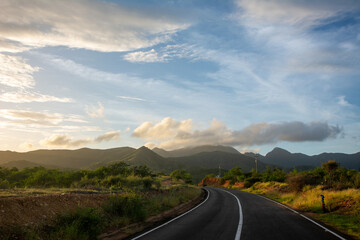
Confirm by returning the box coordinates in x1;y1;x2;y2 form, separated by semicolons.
118;96;146;102
132;117;342;150
94;131;121;142
0;0;189;53
0;91;72;103
86;102;104;118
132;117;193;140
0;109;92;133
40;134;92;148
235;0;358;28
123;44;199;63
337;96;352;107
0;53;38;88
40;131;121;148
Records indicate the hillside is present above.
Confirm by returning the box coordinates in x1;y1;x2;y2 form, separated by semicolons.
168;151;266;172
0;147;136;169
153;145;240;158
103;146;181;173
259;147;360;170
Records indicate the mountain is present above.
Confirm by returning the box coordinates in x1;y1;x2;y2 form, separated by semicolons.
153;145;240;158
260;147;360;170
168;151;265;172
0;147;136;169
103;146;180;173
0;160;59;170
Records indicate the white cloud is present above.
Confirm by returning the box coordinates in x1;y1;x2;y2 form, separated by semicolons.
0;53;38;88
0;0;189;53
235;0;357;28
132;117;193;140
118;96;146;102
40;130;121;148
123;44;199;63
337;96;352;107
132;117;342;150
86;102;105;118
0;91;72;103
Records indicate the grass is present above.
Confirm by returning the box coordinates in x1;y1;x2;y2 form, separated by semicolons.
244;182;360;239
0;184;201;240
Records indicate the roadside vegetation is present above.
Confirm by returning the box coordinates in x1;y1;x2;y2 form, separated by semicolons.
201;160;360;239
0;164;200;240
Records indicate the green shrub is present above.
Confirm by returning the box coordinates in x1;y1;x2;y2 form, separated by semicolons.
51;207;104;240
102;194;146;222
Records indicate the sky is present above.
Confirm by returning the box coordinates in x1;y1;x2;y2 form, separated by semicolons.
0;0;360;155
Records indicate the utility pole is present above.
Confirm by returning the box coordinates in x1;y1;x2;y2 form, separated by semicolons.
218;165;221;178
255;154;258;174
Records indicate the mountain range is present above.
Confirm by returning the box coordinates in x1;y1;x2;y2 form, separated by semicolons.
0;146;359;182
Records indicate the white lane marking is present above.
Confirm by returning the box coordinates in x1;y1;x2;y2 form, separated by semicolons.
219;189;243;240
255;194;346;240
130;188;210;240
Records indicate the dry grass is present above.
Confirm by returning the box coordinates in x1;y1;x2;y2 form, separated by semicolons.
244;182;360;239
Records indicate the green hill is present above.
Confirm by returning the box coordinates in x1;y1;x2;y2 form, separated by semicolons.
153;145;240;158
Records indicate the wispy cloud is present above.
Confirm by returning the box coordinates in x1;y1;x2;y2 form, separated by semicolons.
86;102;105;118
0;91;72;103
0;0;189;53
118;96;146;102
132;117;342;150
0;53;38;88
123;44;198;63
40;130;121;148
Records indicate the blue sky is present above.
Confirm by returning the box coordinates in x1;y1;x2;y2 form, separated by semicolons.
0;0;359;155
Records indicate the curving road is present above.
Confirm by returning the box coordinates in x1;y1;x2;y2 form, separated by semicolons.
129;187;350;240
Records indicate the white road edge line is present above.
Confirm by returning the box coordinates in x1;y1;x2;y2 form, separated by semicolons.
255;194;346;240
219;189;243;240
130;188;210;240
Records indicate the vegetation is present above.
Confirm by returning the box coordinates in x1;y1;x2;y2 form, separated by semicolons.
203;160;360;239
0;163;202;240
170;169;192;184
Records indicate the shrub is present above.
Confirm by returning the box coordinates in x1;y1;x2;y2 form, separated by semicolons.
102;194;146;222
51;207;104;240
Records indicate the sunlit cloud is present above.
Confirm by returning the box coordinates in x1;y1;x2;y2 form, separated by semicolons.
86;102;105;118
0;0;189;53
0;91;73;103
40;131;121;148
133;117;342;150
0;53;38;88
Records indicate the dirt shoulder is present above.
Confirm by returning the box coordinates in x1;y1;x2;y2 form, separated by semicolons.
100;189;206;240
0;193;110;228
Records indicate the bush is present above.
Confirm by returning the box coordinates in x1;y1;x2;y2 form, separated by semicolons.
51;207;104;240
102;194;146;222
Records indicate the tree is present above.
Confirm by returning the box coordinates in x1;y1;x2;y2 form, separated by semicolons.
170;169;192;183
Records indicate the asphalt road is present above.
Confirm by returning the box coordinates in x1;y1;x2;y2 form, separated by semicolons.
130;187;349;240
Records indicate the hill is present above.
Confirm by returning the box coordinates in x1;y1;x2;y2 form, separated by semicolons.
168;151;266;172
0;147;136;169
153;145;240;158
0;160;60;170
259;147;360;170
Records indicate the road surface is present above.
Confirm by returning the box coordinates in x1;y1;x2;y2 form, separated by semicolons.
129;187;349;240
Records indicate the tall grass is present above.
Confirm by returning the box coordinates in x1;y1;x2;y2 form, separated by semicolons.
245;182;360;239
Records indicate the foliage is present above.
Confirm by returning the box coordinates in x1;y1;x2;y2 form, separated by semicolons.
0;162;155;190
170;169;192;183
48;207;105;240
102;194;146;221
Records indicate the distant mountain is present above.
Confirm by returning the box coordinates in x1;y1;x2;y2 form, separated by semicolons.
103;146;180;173
0;147;136;169
260;147;360;170
0;160;60;170
153;145;240;158
168;151;265;172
